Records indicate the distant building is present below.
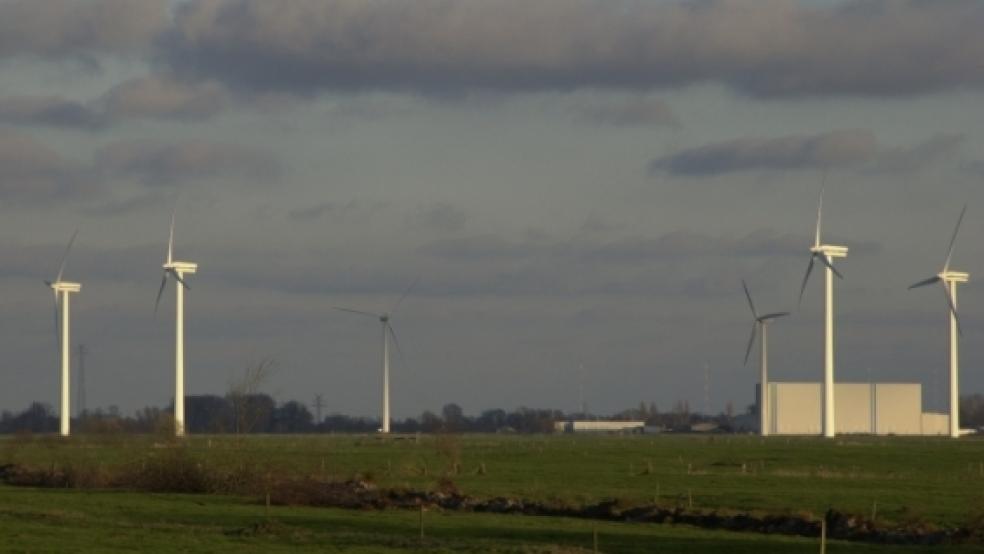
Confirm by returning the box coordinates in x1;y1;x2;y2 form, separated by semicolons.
554;420;645;434
762;382;949;436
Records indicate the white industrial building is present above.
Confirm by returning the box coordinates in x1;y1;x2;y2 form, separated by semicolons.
761;382;949;436
554;420;645;434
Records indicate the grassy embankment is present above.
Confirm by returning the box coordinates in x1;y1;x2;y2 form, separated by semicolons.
1;433;983;552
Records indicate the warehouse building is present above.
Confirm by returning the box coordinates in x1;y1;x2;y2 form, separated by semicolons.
763;382;949;435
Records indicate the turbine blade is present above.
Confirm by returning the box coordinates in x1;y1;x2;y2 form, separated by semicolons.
759;312;790;321
154;272;168;314
167;209;175;264
54;229;79;283
52;291;61;352
798;256;815;306
168;268;190;290
817;254;843;279
390;277;419;316
908;275;941;290
942;281;962;336
333;307;379;318
741;279;758;319
942;204;967;272
387;323;407;369
814;175;825;248
744;322;757;366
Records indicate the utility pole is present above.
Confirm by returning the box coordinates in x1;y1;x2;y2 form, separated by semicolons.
76;344;87;417
703;362;710;416
313;394;324;426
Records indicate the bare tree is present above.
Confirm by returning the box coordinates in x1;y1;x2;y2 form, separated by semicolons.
227;358;277;434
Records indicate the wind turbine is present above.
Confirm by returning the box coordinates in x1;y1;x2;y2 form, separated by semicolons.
742;280;789;437
798;183;848;438
334;280;416;434
155;211;197;437
909;205;968;439
44;230;80;437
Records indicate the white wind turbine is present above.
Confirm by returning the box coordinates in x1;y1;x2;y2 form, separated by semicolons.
798;183;848;438
334;280;416;434
155;211;197;437
44;230;80;437
909;205;968;439
742;280;789;437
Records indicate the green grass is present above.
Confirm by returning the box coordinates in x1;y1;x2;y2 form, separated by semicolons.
0;485;976;553
2;433;984;551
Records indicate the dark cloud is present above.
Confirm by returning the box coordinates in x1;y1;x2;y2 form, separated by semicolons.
652;131;970;176
0;75;231;130
157;0;984;97
0;128;88;201
571;95;676;127
0;96;106;130
100;75;229;120
0;0;168;60
408;202;467;233
651;129;878;175
419;228;875;264
873;134;965;174
95;140;281;186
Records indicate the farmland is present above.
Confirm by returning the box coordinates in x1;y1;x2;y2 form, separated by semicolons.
2;433;983;552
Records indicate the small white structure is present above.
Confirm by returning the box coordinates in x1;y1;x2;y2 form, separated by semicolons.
764;382;949;436
554;420;644;434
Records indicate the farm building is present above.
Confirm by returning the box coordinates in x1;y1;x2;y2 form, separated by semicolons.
762;382;949;436
554;420;645;434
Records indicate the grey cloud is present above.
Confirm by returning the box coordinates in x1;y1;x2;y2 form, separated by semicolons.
158;0;984;97
873;134;965;174
95;140;281;186
571;95;676;127
0;76;229;130
0;128;88;201
407;202;467;233
419;228;874;264
0;96;106;130
100;75;229;120
0;0;168;60
651;129;877;175
288;200;388;222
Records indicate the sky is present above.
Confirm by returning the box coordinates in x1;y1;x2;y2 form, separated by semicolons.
2;0;984;419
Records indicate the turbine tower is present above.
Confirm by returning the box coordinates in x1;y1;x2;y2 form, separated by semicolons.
909;205;968;439
334;280;416;434
155;211;197;437
742;280;789;437
798;184;847;438
45;230;80;437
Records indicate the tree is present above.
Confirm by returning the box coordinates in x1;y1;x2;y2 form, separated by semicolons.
441;403;465;432
227;359;276;434
273;401;314;433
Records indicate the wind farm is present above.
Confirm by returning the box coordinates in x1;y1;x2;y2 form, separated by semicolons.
4;0;984;552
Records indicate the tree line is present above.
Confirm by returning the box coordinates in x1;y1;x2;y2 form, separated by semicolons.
4;394;982;435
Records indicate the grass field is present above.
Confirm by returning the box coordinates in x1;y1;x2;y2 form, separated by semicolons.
2;433;984;552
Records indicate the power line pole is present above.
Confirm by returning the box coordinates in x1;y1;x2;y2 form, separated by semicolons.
76;344;88;417
313;394;324;426
703;362;710;416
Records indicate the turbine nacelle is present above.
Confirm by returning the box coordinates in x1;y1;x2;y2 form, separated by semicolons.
941;270;969;284
163;261;198;275
49;281;82;294
810;244;849;258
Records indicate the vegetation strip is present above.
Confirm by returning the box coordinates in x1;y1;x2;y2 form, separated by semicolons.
1;462;978;547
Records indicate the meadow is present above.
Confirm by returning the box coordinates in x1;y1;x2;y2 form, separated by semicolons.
2;433;983;552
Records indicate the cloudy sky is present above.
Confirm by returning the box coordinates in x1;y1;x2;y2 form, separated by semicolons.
2;0;984;420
